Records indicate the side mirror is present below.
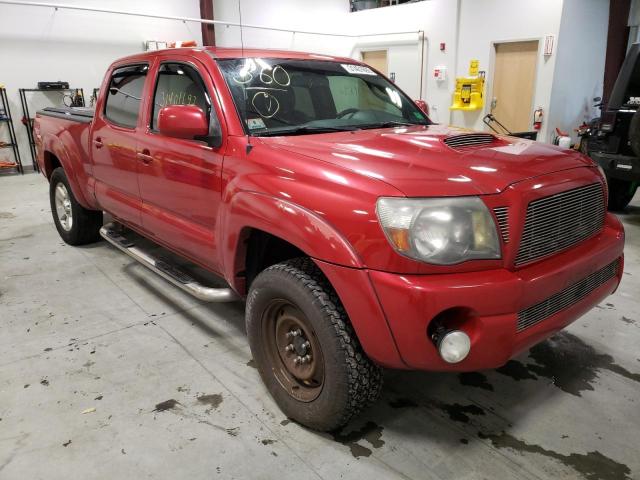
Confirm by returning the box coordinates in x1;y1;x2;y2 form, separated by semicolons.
414;99;430;116
158;105;209;140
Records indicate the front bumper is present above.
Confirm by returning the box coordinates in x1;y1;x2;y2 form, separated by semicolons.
591;151;640;181
367;213;625;371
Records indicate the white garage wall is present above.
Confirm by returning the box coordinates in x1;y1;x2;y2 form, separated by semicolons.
214;0;460;124
0;0;202;169
453;0;565;142
548;0;610;144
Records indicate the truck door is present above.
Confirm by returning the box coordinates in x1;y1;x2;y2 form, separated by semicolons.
92;64;150;226
136;58;225;273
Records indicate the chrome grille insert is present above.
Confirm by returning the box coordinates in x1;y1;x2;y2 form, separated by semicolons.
493;207;509;243
515;183;605;266
443;133;496;150
517;259;619;332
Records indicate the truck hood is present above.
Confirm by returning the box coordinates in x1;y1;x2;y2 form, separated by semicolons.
258;124;594;196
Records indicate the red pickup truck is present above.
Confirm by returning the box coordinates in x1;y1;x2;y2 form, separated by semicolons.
34;47;625;431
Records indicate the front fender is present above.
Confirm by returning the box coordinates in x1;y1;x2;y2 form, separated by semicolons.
221;191;363;288
221;191;404;368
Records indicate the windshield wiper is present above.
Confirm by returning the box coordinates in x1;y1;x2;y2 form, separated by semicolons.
252;125;358;137
358;121;427;130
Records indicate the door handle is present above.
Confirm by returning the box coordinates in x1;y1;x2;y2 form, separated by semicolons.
137;149;153;165
94;137;103;149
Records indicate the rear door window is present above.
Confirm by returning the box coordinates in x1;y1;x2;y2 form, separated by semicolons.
104;64;148;128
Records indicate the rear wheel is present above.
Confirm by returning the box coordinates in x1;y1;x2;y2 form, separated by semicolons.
49;167;103;245
246;258;382;431
607;177;638;211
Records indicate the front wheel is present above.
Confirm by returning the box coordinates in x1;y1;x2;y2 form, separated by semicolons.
49;167;103;245
607;177;638;211
246;258;382;431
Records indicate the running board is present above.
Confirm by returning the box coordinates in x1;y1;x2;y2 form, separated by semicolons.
99;223;238;302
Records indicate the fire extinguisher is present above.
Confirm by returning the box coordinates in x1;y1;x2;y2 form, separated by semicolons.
533;107;543;130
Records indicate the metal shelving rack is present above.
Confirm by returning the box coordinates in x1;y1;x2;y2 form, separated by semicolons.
18;87;85;172
0;87;24;174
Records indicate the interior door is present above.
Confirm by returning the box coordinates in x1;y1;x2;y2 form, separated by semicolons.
490;41;538;132
136;58;225;273
362;50;388;76
92;63;149;226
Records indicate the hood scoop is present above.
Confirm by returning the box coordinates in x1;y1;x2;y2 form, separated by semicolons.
443;133;501;151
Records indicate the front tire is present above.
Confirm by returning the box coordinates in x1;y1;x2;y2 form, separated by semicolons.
49;167;103;245
246;258;382;431
607;177;638;211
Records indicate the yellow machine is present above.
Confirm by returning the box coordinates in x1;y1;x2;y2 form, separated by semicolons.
451;60;485;111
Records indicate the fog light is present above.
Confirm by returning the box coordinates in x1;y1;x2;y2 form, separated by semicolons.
438;330;471;363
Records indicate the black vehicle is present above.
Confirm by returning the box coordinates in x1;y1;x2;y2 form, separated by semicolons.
581;43;640;210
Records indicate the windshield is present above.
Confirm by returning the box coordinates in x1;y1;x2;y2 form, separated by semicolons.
217;58;430;136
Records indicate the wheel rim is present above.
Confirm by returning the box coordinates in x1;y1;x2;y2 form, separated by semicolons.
262;299;324;402
54;183;73;232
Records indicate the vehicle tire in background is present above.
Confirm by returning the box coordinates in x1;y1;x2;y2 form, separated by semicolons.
607;177;638;211
49;167;103;245
246;257;383;431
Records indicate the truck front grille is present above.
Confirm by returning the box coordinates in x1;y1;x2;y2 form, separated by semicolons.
515;183;605;266
493;207;509;243
517;259;619;332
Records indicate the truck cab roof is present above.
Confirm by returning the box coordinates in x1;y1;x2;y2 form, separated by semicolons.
110;47;359;68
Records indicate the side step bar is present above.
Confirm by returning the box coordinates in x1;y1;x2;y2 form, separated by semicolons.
99;223;238;302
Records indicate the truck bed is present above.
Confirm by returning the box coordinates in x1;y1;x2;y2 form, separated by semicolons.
38;106;94;123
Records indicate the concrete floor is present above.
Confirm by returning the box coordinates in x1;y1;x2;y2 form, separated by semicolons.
1;173;639;480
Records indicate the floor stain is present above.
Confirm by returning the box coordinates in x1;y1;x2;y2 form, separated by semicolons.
458;372;494;391
280;419;290;426
246;359;257;369
526;332;640;396
332;421;385;458
479;431;632;480
261;439;276;445
197;393;223;412
621;316;636;325
388;398;418;409
496;360;538;381
153;399;181;412
40;378;49;386
62;440;72;447
439;403;485;423
0;212;16;219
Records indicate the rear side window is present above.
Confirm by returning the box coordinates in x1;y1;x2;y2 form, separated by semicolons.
104;64;148;128
152;63;211;130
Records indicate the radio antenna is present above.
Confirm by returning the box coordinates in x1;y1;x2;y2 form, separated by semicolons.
238;0;252;151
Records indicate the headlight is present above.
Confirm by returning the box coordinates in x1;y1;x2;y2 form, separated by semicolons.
376;197;501;265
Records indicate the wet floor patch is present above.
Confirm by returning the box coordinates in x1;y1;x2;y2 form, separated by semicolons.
332;421;385;458
458;372;494;391
495;360;538;381
388;398;418;409
495;332;640;396
153;399;181;412
439;403;485;424
479;431;632;480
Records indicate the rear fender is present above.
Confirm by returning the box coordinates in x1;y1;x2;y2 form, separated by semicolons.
42;134;96;210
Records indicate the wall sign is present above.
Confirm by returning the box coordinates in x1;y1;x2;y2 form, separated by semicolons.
544;35;555;56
